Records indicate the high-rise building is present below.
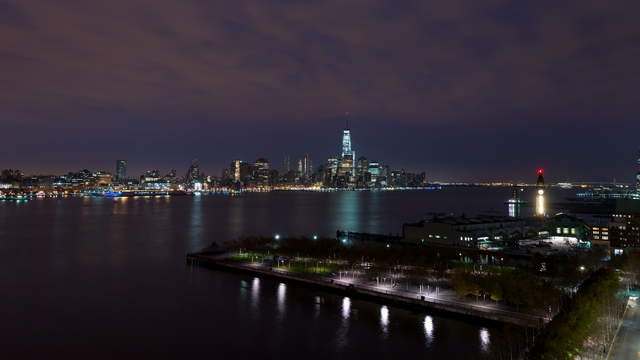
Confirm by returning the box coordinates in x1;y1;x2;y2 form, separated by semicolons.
254;158;270;186
341;128;352;158
115;160;127;181
185;159;203;186
535;169;546;216
297;155;312;178
283;154;291;173
636;149;640;192
232;160;243;183
231;160;252;184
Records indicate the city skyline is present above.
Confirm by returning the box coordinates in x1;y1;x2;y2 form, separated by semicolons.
4;122;640;185
2;1;639;181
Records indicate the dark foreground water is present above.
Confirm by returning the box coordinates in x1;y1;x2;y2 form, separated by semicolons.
0;188;565;359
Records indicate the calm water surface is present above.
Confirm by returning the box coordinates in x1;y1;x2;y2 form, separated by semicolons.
0;188;568;359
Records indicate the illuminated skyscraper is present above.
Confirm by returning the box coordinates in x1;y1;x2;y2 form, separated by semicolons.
339;117;356;177
341;128;352;158
535;169;546;216
115;160;127;181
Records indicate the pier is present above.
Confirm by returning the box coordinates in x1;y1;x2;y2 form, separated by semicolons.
187;252;547;328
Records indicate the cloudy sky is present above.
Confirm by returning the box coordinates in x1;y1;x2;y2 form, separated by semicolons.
1;0;639;182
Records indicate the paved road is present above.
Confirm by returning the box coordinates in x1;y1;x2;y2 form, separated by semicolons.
609;298;640;360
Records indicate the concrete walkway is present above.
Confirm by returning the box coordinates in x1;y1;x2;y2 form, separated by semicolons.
608;298;640;360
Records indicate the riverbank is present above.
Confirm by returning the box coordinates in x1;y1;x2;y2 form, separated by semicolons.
187;252;547;328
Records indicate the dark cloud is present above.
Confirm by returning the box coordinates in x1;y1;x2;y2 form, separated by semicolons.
1;0;639;181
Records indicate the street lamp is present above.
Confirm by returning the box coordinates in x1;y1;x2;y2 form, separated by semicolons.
274;234;281;240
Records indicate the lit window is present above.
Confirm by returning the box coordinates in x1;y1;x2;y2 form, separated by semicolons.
563;227;569;234
556;227;562;234
571;228;576;235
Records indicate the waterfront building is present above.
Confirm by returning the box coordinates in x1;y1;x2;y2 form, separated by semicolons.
535;169;546;216
402;215;529;249
402;213;589;249
115;160;127;181
140;170;170;189
546;213;591;246
94;171;112;185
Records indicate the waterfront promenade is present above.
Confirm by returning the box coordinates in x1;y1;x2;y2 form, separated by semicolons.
187;252;547;328
608;298;640;360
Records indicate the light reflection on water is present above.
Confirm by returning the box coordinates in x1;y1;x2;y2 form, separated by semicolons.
188;196;203;248
380;305;389;336
424;315;434;345
480;327;491;352
277;283;286;320
336;297;351;348
342;297;351;320
314;296;321;319
251;277;260;311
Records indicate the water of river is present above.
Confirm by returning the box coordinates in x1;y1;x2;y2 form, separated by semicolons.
0;187;572;359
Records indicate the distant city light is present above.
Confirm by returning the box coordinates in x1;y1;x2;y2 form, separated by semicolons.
274;234;281;240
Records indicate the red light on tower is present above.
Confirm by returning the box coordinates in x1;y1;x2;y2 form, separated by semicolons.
537;168;544;175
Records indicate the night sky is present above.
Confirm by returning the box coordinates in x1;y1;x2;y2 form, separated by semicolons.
2;1;639;182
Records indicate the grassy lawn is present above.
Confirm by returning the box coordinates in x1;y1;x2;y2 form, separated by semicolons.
276;264;335;276
229;253;262;264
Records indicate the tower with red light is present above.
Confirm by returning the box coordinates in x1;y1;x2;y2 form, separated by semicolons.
535;168;546;216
